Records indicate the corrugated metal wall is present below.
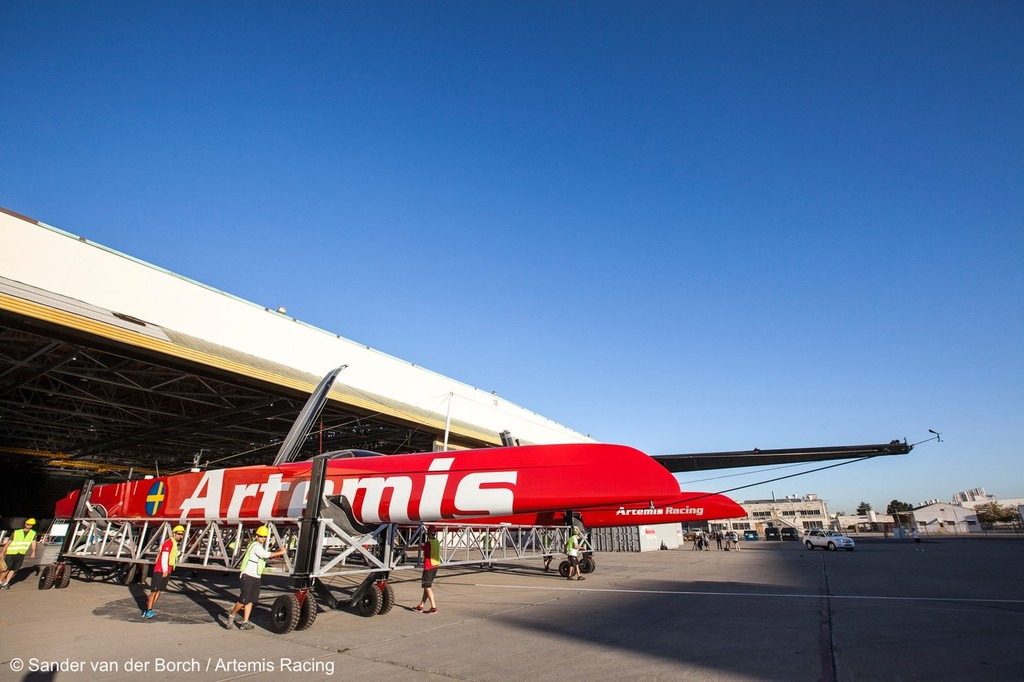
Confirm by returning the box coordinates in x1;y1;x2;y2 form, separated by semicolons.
591;526;641;552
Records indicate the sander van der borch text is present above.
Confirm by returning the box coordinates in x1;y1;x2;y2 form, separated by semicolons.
14;656;336;676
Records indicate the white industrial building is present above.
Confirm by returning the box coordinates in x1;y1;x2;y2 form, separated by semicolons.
708;494;829;536
910;501;978;535
832;509;890;533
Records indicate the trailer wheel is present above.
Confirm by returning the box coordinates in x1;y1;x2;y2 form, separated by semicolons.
295;592;317;631
355;583;383;617
558;560;570;578
378;583;395;616
118;563;137;585
134;563;148;584
270;594;301;634
580;556;596;574
38;564;57;590
55;564;72;589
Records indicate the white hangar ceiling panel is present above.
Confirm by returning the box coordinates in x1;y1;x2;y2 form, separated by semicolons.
0;207;592;473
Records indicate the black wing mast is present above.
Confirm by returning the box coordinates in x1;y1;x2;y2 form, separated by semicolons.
652;440;912;474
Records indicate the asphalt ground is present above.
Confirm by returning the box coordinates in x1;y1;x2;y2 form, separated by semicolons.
1;535;1022;681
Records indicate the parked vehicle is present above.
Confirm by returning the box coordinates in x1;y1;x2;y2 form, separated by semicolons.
803;529;855;551
743;530;759;541
780;527;799;541
764;527;781;541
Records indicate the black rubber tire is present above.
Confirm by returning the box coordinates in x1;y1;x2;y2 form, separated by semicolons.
38;564;57;590
827;542;837;551
134;563;148;584
355;583;383;617
805;541;814;550
580;556;596;574
558;560;571;578
270;593;301;634
119;563;137;585
378;583;395;616
55;564;72;589
296;592;317;631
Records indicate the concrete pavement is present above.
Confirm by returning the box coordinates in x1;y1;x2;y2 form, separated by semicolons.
1;535;1021;681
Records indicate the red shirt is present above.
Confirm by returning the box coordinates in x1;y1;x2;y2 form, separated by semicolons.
154;538;177;575
422;537;441;570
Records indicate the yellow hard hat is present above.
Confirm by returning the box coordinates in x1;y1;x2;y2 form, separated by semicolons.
255;525;270;537
26;518;36;525
172;525;185;533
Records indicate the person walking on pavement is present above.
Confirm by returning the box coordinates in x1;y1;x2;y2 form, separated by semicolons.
415;528;442;614
144;525;185;618
715;530;723;550
913;529;923;551
541;532;554;572
225;525;286;630
565;527;585;581
1;518;38;589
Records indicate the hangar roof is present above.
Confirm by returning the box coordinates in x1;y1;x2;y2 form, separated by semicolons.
0;207;592;479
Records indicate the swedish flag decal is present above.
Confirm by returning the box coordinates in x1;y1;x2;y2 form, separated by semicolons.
146;481;167;516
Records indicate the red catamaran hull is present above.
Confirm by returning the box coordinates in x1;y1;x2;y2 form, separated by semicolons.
54;443;683;525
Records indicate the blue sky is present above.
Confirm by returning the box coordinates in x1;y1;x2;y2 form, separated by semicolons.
2;2;1021;514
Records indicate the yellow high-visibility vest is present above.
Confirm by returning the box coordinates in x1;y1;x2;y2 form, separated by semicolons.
241;541;267;576
424;538;441;570
6;529;36;555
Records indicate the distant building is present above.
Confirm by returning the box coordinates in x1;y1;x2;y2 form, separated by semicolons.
832;510;889;533
709;494;829;536
950;492;1024;530
952;487;991;504
944;489;1024;528
831;492;1021;535
911;501;978;535
953;495;1024;512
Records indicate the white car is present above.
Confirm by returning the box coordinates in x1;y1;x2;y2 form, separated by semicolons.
803;529;855;551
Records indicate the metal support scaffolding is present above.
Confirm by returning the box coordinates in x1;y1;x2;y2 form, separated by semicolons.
39;477;591;632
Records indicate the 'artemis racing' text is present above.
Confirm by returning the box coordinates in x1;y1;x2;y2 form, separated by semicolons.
214;658;335;675
615;505;704;517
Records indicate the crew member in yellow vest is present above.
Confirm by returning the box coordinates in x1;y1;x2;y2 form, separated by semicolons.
225;525;285;630
143;525;185;618
565;527;585;581
415;527;442;614
1;518;38;589
542;533;554;572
